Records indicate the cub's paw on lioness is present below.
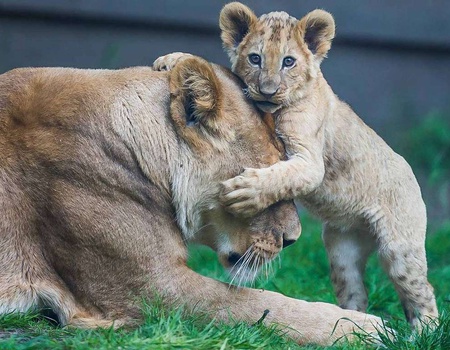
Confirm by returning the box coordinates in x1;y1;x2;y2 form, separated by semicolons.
220;167;281;218
153;52;194;71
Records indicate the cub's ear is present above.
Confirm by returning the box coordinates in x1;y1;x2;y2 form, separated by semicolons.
297;9;335;61
169;57;223;137
220;2;257;61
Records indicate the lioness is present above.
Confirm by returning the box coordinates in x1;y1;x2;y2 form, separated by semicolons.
0;57;384;345
153;2;438;328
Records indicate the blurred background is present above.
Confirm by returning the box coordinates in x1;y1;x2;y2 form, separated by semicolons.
0;0;449;225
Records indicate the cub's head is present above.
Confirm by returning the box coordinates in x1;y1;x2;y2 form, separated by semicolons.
167;57;300;284
220;2;335;113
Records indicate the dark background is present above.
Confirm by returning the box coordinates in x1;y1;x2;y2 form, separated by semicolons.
0;0;449;222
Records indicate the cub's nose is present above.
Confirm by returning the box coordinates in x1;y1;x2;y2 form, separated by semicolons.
259;86;279;99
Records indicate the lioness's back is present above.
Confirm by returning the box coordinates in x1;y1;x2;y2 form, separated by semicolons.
0;67;166;130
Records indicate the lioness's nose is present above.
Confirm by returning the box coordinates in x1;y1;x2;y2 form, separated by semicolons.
270;201;302;248
283;238;296;248
282;222;301;249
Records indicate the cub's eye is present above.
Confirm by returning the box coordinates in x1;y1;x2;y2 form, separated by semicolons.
248;54;261;66
283;56;296;68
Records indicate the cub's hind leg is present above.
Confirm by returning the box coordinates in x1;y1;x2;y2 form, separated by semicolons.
322;224;376;312
376;218;438;327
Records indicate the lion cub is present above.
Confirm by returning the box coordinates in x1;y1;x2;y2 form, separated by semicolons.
216;2;438;327
152;3;438;328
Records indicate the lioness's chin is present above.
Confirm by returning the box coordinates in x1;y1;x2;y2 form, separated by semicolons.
255;101;282;113
218;252;263;286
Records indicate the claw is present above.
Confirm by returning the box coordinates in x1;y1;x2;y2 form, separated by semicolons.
152;52;193;72
220;167;273;217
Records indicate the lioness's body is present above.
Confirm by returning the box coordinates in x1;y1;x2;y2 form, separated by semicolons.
216;3;438;326
0;61;384;345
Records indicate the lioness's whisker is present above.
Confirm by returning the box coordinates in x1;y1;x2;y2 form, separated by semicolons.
269;257;273;277
227;244;283;289
239;250;256;287
263;256;269;280
244;250;257;286
238;244;255;265
248;255;256;285
233;253;249;288
229;246;254;288
253;255;261;284
237;247;254;274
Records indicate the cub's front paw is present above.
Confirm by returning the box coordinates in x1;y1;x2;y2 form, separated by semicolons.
220;168;274;217
152;52;193;71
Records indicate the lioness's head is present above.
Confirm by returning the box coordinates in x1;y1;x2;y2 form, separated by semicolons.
167;57;300;284
220;2;335;113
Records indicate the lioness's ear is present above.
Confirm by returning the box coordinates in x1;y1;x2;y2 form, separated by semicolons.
297;9;335;61
169;57;222;135
220;2;257;60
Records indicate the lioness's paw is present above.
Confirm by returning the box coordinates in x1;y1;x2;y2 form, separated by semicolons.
220;168;274;217
152;52;193;71
335;312;392;346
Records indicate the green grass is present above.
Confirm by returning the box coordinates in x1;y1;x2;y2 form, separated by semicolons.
399;113;450;225
1;214;449;349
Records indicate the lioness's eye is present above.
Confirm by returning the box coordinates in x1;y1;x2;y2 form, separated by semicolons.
248;54;261;66
283;56;296;68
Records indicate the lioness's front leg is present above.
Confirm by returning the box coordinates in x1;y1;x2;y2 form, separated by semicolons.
161;265;385;346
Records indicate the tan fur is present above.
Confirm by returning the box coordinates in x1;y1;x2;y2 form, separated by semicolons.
0;59;386;345
217;2;438;327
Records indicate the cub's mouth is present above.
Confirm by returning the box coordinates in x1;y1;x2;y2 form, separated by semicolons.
242;87;282;113
255;100;282;113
